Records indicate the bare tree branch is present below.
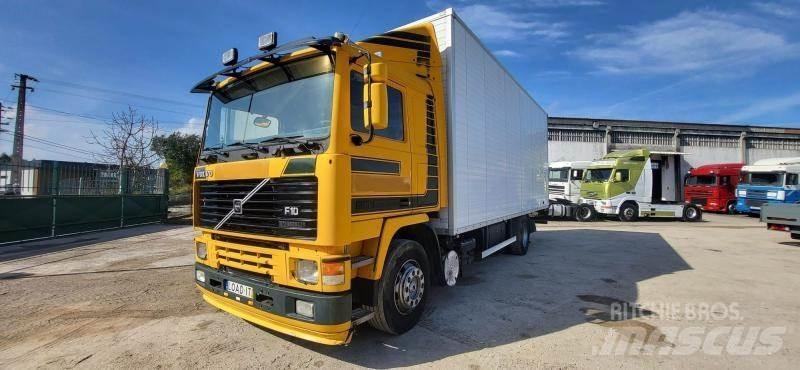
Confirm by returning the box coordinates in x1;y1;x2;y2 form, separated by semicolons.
87;106;159;168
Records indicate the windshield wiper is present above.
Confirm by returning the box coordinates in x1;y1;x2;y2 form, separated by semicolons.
200;146;229;163
227;141;263;152
257;135;305;145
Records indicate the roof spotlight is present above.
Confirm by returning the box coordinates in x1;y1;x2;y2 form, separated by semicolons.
258;32;278;51
222;48;238;66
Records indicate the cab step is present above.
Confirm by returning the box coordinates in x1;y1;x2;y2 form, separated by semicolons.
351;306;374;325
351;255;375;269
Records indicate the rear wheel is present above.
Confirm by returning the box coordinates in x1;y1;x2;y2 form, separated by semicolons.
619;202;639;222
508;217;531;255
726;201;736;214
369;239;430;335
791;233;799;240
575;204;596;222
683;204;702;222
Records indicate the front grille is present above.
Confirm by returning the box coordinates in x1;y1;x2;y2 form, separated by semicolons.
216;244;274;276
747;190;768;199
745;199;766;208
691;198;708;206
548;184;565;194
198;177;318;239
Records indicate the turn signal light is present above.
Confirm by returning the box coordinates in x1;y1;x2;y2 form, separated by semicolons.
322;261;345;286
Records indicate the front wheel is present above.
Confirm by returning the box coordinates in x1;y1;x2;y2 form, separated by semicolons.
726;201;736;214
369;239;430;335
575;204;596;222
618;203;639;222
683;204;702;222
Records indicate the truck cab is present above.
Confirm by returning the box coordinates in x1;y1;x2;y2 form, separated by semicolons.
684;163;743;214
736;157;800;214
548;161;590;205
577;149;701;222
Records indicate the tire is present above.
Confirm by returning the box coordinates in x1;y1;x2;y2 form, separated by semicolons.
369;239;430;335
791;233;799;240
726;201;736;215
618;202;639;222
508;217;531;255
575;204;596;222
683;204;702;222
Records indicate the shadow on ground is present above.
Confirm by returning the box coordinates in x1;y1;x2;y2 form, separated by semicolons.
0;224;185;263
285;228;691;368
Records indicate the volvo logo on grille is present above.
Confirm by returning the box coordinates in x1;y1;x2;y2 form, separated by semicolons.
233;199;243;214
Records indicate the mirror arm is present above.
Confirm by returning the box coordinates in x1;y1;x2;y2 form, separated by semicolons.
348;42;376;146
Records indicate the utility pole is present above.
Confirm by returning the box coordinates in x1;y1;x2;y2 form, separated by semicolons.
0;102;8;132
10;74;38;193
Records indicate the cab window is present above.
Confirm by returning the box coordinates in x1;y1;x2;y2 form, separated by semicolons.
615;169;630;182
571;169;584;180
787;173;799;186
350;71;405;141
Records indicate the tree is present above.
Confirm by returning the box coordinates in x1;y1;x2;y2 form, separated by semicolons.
152;132;201;187
87;107;159;168
0;152;10;164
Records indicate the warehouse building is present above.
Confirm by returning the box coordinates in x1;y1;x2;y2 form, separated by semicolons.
548;116;800;201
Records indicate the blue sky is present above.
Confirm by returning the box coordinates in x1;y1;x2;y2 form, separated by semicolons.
1;0;799;161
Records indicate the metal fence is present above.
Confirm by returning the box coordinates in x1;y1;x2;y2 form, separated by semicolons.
0;161;169;244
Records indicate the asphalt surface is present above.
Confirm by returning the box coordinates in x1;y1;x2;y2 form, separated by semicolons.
0;214;798;369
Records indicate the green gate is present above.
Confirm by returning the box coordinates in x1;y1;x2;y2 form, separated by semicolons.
0;161;169;244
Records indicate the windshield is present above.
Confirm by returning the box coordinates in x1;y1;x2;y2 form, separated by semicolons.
686;175;716;185
548;168;570;182
202;55;334;151
584;168;613;183
743;172;785;186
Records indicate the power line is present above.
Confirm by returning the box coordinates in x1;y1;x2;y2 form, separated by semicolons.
0;137;94;162
1;101;195;127
36;87;201;116
0;131;109;158
41;77;204;108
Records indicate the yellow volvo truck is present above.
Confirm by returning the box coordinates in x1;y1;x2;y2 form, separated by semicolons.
190;9;549;345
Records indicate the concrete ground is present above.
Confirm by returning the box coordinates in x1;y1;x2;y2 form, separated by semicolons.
0;213;798;369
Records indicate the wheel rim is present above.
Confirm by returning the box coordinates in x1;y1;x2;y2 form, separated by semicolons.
687;208;697;219
624;207;635;219
579;208;590;219
394;260;425;315
728;203;734;213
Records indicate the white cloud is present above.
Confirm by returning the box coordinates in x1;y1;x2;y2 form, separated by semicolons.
528;0;604;7
572;10;797;74
458;4;569;41
175;117;204;135
719;91;800;123
494;49;522;57
752;1;798;18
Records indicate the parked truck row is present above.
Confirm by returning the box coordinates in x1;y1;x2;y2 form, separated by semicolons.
547;154;800;223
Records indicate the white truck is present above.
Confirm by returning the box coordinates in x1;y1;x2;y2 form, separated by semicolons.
548;161;591;218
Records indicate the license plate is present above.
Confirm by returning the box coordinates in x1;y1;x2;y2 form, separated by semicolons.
225;280;253;298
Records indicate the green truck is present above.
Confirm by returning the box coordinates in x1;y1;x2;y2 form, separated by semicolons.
575;149;702;222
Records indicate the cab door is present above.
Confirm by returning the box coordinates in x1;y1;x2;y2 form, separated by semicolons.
348;71;413;217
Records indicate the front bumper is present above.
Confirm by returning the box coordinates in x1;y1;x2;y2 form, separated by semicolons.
195;263;353;345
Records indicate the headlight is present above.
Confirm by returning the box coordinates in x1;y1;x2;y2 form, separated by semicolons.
737;190;746;197
196;242;208;259
195;270;206;283
295;259;318;284
777;190;786;201
767;191;778;198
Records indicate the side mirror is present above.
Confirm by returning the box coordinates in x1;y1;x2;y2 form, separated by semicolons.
363;63;389;131
363;83;388;130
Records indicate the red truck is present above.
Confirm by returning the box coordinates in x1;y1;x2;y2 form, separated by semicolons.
684;163;743;214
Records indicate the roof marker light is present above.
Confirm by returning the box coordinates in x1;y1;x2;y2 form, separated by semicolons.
222;48;238;66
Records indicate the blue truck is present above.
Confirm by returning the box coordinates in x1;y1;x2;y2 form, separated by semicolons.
736;157;800;214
